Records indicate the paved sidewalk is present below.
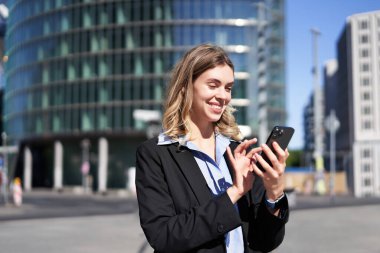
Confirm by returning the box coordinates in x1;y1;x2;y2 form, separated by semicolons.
0;190;380;253
1;189;380;220
0;189;138;221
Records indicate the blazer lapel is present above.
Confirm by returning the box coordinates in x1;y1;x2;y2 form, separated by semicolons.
167;144;213;205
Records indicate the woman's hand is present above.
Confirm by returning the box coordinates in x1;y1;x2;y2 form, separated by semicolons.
253;141;289;201
226;139;262;204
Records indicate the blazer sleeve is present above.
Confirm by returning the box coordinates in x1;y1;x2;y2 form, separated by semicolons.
229;141;289;252
135;140;242;253
247;183;289;252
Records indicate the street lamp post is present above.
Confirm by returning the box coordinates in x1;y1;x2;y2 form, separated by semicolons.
80;139;91;193
311;28;326;195
325;110;340;201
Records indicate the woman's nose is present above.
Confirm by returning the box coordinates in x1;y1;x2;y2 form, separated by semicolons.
215;87;228;100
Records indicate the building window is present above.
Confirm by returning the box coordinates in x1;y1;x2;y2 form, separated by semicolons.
362;149;371;158
361;77;370;86
360;49;369;58
362;120;372;129
360;20;368;30
361;63;370;72
362;92;370;100
363;178;371;187
362;106;371;115
362;163;371;172
360;35;369;44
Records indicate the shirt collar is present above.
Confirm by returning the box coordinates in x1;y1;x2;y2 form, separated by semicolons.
157;132;231;162
157;132;188;145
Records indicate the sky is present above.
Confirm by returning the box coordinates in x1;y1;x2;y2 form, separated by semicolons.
286;0;380;149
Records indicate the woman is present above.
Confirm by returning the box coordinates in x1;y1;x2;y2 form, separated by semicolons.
136;44;289;253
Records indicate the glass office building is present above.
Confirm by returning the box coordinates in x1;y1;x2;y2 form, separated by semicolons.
4;0;286;190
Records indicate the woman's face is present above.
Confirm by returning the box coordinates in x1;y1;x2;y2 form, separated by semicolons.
190;64;234;126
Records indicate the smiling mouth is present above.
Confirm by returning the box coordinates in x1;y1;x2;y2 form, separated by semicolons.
209;103;224;113
210;104;223;109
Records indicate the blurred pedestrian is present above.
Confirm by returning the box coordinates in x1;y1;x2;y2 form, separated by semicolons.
12;177;23;207
135;44;290;253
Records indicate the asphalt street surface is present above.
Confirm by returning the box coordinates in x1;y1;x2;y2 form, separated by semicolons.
0;190;380;253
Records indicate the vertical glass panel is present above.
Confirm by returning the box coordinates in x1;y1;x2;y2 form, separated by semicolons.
73;84;79;104
98;108;108;129
164;26;172;47
27;93;33;109
36;116;43;133
107;80;113;101
116;3;126;24
53;113;61;132
38;46;44;60
42;90;49;108
154;2;162;20
126;29;134;49
114;28;123;49
44;0;51;12
72;32;80;53
134;53;143;75
99;82;108;102
124;82;131;101
154;52;162;74
56;0;63;8
114;54;122;75
83;7;91;28
154;27;163;47
114;107;121;129
99;57;108;77
114;81;122;101
82;58;91;78
82;109;92;131
80;82;87;103
100;29;108;50
42;66;50;84
99;4;108;25
60;38;69;55
91;32;99;52
123;105;131;128
88;83;95;102
164;1;172;20
142;80;149;100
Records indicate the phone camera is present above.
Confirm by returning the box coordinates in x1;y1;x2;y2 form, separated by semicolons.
272;127;283;139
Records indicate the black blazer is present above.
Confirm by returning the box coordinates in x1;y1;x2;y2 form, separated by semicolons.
135;137;288;253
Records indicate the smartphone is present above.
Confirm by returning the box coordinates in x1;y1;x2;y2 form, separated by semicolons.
257;126;295;171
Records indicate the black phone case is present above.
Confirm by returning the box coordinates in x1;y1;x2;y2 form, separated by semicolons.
257;126;295;171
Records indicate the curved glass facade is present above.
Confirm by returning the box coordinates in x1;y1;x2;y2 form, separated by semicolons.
4;0;286;189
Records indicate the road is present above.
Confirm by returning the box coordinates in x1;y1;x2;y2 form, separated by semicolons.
0;190;380;253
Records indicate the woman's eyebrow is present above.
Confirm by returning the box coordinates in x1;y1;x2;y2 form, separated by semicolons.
206;78;222;84
206;78;234;86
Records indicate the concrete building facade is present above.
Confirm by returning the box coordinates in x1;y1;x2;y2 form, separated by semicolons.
334;11;380;197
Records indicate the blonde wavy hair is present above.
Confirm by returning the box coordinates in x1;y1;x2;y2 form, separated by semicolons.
162;44;242;141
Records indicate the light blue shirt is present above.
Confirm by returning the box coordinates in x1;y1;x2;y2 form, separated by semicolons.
158;133;244;253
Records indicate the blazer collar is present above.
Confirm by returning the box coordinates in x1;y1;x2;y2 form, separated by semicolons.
166;142;239;206
167;144;214;205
